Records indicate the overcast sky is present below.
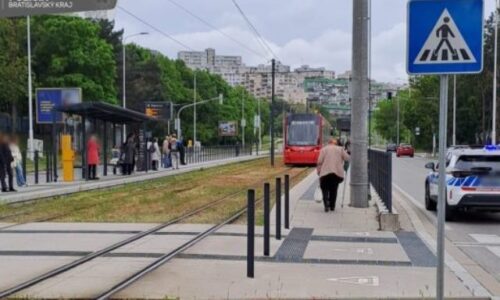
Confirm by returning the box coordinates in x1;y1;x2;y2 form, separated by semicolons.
113;0;495;83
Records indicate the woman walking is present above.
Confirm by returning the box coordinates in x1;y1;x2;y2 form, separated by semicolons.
317;137;350;212
87;135;100;180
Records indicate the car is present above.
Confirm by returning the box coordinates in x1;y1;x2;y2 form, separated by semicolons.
424;146;500;221
396;144;415;157
386;143;397;152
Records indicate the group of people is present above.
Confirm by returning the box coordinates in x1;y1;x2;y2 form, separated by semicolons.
316;137;351;212
116;133;187;176
0;133;26;193
161;134;187;170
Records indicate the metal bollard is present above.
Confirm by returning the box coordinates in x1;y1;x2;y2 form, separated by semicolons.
22;151;27;179
46;151;50;183
276;177;282;240
284;174;290;229
263;183;270;256
247;189;255;278
34;151;39;184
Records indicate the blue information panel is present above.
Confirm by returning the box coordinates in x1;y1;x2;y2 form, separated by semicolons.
407;0;484;75
36;88;82;124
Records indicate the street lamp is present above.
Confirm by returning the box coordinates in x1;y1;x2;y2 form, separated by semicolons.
176;94;224;141
122;31;149;141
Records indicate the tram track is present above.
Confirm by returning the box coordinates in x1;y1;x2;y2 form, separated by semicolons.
0;159;269;230
0;166;310;298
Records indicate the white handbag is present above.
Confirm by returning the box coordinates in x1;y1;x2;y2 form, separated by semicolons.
314;184;323;203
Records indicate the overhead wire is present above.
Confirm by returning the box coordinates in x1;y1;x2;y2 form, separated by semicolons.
118;6;195;51
231;0;280;61
166;0;268;60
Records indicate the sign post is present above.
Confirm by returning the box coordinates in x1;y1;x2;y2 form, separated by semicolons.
407;1;483;299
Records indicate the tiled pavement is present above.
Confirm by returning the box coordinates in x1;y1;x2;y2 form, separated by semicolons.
0;171;481;299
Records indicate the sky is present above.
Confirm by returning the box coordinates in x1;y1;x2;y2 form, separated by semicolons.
113;0;496;83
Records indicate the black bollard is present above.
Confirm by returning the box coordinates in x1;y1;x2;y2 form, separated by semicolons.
285;174;290;229
263;183;270;256
34;151;39;184
247;189;255;278
22;151;27;180
276;177;282;240
46;151;50;183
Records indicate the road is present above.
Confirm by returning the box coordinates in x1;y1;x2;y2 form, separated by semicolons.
392;155;500;289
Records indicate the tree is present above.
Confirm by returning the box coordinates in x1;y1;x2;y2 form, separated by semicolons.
0;18;28;131
31;16;117;103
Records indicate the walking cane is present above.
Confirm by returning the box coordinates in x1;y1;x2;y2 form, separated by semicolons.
341;163;350;209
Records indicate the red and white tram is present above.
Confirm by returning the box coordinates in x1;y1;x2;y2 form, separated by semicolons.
283;113;332;165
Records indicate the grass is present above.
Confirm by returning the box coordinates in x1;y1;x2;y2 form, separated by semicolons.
0;157;311;224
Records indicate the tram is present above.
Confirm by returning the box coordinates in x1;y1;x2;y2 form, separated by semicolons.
283;113;332;165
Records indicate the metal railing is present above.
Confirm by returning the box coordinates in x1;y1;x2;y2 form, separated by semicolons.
368;149;392;212
183;144;253;165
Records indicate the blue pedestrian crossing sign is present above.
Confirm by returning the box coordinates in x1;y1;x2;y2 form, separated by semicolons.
407;0;484;75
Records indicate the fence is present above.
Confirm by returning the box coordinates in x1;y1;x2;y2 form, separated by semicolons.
368;149;392;213
183;144;253;165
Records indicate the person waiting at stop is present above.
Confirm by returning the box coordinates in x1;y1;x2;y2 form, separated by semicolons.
0;133;16;192
87;135;100;180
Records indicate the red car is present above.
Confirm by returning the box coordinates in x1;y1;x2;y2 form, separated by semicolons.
396;144;415;157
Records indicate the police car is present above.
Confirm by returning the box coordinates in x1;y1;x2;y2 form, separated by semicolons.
424;145;500;221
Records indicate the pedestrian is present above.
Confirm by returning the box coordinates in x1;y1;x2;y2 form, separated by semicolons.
123;133;136;175
0;133;16;192
170;134;180;170
162;135;171;168
316;137;350;212
9;135;26;187
149;137;161;171
87;134;100;180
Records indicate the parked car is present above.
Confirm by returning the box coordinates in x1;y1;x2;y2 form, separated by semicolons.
396;144;415;157
386;143;397;152
424;146;500;221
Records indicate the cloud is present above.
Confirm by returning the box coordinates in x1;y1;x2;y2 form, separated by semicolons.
114;3;408;83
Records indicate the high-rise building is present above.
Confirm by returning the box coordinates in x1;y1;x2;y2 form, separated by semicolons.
178;48;245;86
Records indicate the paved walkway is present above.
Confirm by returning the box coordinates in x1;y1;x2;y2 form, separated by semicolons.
0;153;263;204
0;171;486;299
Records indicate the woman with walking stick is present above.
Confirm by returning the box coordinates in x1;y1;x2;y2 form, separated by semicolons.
316;137;350;212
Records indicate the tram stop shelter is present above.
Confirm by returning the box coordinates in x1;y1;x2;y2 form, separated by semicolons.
54;102;155;181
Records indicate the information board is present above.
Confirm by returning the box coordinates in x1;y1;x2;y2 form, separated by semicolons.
36;88;81;124
219;121;238;137
145;102;172;121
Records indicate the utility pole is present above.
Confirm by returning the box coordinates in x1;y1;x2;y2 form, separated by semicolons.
453;75;457;146
241;90;245;147
397;93;400;145
27;16;34;158
350;0;370;208
493;0;499;145
194;72;197;144
258;98;262;151
271;59;276;167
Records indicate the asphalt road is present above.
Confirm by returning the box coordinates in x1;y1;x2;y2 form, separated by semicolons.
392;155;500;284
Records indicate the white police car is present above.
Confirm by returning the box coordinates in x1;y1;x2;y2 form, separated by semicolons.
425;145;500;221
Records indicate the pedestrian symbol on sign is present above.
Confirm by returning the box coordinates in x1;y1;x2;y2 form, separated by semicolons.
415;9;476;64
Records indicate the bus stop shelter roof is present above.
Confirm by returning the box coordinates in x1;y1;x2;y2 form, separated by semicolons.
57;102;154;124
